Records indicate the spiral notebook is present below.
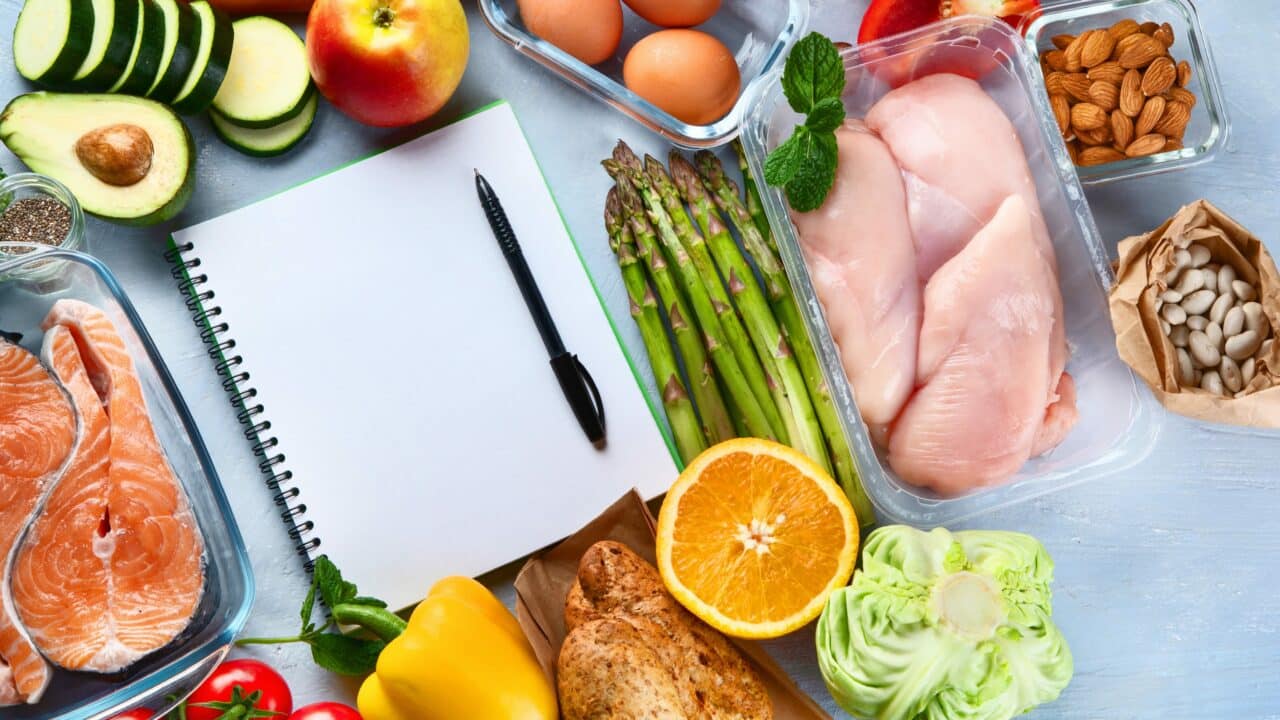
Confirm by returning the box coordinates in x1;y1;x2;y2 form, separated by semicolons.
167;101;676;612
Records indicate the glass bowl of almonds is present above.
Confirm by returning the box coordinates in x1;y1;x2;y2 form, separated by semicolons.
1021;0;1228;184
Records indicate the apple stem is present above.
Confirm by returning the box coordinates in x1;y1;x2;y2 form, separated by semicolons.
373;4;395;27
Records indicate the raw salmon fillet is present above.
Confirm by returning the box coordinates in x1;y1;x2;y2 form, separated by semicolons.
13;301;204;673
0;338;77;704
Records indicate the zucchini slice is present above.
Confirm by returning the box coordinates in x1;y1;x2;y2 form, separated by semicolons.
111;0;166;95
147;0;198;103
170;0;233;115
211;17;310;129
210;89;317;157
12;0;94;85
71;0;140;90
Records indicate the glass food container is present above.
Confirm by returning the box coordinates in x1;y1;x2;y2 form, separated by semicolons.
739;17;1162;526
478;0;807;147
0;248;254;720
0;173;87;287
1021;0;1228;184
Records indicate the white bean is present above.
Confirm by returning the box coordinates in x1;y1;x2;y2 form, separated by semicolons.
1180;289;1216;316
1174;269;1205;295
1174;248;1192;269
1243;302;1268;335
1207;321;1225;351
1170;324;1191;348
1242;357;1257;385
1262;339;1276;358
1200;369;1224;396
1226;330;1263;361
1156;298;1165;313
1219;264;1237;292
1178;348;1195;385
1220;356;1243;393
1161;304;1187;325
1161;319;1171;334
1187;315;1209;331
1232;281;1257;302
1188;243;1212;268
1209;293;1234;325
1189;330;1220;368
1161;289;1184;304
1223;306;1245;337
1194;369;1204;385
1201;268;1218;293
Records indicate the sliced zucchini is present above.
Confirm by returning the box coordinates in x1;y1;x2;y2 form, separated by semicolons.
170;1;233;115
148;0;198;103
71;0;140;90
210;89;317;157
211;17;310;129
111;0;166;95
12;0;94;85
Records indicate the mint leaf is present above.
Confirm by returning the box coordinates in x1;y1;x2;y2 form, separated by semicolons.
783;131;838;212
313;556;358;610
763;126;808;186
805;97;845;133
300;576;317;630
782;32;846;114
309;634;385;676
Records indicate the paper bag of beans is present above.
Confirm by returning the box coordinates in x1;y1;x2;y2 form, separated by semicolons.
1110;200;1280;427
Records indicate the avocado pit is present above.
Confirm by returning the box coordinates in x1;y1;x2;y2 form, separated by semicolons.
75;123;154;187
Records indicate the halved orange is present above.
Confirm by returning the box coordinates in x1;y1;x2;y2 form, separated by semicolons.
655;438;860;639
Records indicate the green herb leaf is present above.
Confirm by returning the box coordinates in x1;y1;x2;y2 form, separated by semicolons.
300;575;318;629
783;131;838;212
805;97;846;133
313;555;358;610
349;596;389;609
763;126;808;186
781;32;846;114
309;634;386;676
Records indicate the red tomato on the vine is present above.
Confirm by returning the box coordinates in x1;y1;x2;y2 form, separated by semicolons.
185;659;293;720
289;702;363;720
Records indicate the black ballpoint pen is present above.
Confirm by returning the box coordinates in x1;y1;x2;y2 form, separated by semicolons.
475;170;607;448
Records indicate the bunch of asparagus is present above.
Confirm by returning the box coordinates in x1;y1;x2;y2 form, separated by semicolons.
602;140;875;525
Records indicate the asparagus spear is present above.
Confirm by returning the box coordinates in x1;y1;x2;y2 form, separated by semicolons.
731;139;775;253
669;151;830;473
636;151;787;443
615;174;736;445
696;151;876;525
606;188;708;463
604;153;777;441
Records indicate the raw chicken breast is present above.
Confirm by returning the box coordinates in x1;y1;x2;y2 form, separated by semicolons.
866;73;1049;279
888;196;1072;495
791;120;920;432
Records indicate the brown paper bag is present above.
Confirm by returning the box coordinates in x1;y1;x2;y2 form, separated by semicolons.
514;490;831;720
1110;199;1280;427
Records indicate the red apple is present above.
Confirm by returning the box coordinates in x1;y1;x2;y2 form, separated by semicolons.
306;0;469;127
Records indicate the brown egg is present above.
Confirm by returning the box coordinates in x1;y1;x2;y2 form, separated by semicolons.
518;0;624;65
623;0;720;27
623;30;740;125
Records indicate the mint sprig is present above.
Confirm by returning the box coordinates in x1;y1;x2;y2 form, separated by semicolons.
764;33;846;212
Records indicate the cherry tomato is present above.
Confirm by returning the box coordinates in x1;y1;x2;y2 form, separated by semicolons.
288;702;363;720
109;711;154;720
185;659;293;720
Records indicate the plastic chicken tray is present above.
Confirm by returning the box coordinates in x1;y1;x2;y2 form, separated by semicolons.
739;17;1163;526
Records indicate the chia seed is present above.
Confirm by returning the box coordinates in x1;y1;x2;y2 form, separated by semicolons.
0;197;72;253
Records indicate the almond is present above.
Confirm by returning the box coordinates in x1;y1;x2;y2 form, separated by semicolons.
1044;49;1068;72
1115;32;1148;60
1080;29;1116;68
1125;132;1167;157
1065;139;1080;165
1062;73;1092;102
1077;125;1112;146
1064;33;1086;71
1111;109;1134;149
1088;61;1125;84
1167;86;1197;107
1136;95;1166;136
1052;34;1076;50
1177;59;1192;87
1120;69;1145;116
1080;146;1126;166
1050;93;1071;136
1154;100;1191;139
1142;56;1176;96
1088;80;1119;111
1140;21;1160;34
1109;18;1142;41
1071;102;1108;131
1044;71;1066;95
1118;35;1164;69
1164;138;1184;152
1153;22;1175;48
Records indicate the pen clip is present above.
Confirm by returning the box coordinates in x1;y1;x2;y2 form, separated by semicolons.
574;354;605;437
550;352;606;446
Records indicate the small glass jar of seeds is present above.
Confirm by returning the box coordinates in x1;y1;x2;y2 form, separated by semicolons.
0;172;86;287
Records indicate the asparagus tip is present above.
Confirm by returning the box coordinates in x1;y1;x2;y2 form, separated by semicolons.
604;186;622;236
613;141;642;169
667;152;700;200
694;150;723;181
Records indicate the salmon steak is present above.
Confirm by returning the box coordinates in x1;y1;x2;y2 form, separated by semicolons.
13;300;205;674
0;337;78;705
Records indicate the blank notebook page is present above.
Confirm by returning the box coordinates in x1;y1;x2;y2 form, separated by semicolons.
173;102;675;611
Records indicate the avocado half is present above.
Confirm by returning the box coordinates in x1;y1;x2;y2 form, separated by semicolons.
0;92;195;226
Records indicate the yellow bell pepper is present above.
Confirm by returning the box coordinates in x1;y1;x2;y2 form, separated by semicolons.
357;576;558;720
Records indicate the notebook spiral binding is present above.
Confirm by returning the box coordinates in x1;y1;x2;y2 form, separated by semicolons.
165;242;319;569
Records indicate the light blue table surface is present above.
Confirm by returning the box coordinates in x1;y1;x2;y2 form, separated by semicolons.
2;0;1278;717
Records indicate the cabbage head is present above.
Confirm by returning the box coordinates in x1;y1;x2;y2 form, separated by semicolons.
816;526;1072;720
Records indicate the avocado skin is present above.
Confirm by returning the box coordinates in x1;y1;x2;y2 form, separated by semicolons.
0;92;196;226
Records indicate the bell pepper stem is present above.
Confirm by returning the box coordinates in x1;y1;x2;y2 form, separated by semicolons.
332;604;408;643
